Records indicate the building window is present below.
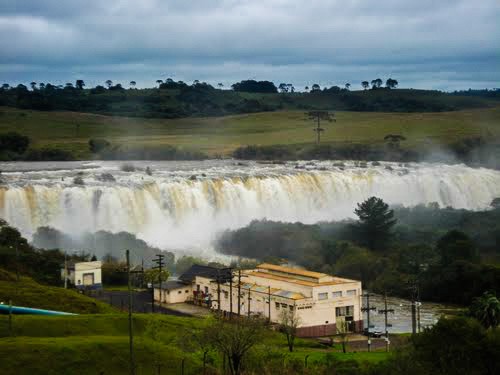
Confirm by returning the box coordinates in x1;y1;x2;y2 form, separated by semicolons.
332;291;342;298
281;303;287;308
185;290;189;293
318;292;328;300
346;289;356;296
275;302;280;309
178;290;182;294
289;305;294;312
223;291;229;299
196;284;200;291
204;286;209;294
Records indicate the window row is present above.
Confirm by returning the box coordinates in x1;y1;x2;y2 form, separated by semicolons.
318;289;357;300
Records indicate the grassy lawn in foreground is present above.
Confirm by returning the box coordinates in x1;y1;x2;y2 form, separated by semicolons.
1;105;499;158
0;313;394;374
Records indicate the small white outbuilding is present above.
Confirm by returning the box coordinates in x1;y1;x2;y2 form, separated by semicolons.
62;261;102;290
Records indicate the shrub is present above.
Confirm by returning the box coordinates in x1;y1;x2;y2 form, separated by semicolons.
88;138;111;153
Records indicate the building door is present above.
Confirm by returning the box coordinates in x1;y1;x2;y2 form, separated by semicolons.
83;273;95;286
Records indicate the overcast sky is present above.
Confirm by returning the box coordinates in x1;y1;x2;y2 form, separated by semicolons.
1;0;499;91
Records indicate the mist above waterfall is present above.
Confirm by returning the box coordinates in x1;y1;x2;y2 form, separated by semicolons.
1;160;499;256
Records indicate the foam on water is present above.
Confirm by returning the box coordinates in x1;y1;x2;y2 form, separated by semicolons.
1;160;499;254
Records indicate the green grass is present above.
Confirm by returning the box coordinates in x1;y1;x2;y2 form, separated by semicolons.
0;313;393;374
0;269;115;314
1;105;499;158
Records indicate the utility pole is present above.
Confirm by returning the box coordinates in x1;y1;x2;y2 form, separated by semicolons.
268;286;271;322
126;250;135;375
152;254;165;313
64;251;68;289
237;270;241;316
408;280;418;336
229;270;233;319
361;293;376;352
247;285;251;317
216;269;221;315
378;293;394;352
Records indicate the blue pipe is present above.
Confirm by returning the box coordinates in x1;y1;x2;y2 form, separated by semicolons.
0;304;77;316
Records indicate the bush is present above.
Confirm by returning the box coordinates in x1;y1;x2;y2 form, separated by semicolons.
0;132;30;154
88;138;111;153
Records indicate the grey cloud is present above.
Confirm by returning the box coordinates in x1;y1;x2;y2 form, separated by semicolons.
0;0;499;90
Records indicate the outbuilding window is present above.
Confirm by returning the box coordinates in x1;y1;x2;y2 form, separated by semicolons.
346;289;356;296
332;291;342;298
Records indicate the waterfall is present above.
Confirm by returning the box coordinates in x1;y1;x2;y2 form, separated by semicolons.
1;161;499;252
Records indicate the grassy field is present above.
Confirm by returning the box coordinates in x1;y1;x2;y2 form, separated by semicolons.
1;105;499;158
0;268;115;314
0;314;391;375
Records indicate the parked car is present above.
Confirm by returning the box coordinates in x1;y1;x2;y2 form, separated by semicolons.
363;329;384;338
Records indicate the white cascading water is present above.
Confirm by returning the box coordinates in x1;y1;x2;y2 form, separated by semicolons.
1;160;499;254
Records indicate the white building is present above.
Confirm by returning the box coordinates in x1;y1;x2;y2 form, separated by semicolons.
155;263;362;337
62;261;102;290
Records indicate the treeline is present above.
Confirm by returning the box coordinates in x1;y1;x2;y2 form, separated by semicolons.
1;78;497;119
216;202;500;305
0;132;207;162
233;137;500;168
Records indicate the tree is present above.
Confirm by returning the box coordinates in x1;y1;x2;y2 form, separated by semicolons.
361;81;369;90
386;78;398;89
38;83;45;90
30;82;37;90
278;83;288;93
144;268;170;284
345;83;351;90
287;83;295;93
217;83;224;89
311;83;321;92
129;81;136;89
469;292;500;329
306;110;335;144
436;230;478;265
156;79;163;87
65;82;74;89
336;320;350;353
384;134;406;150
371;78;383;89
90;254;97;261
75;79;85;90
279;308;300;352
304;86;309;91
354;197;396;250
0;132;30;154
88;138;111;153
1;83;9;90
231;80;278;93
490;198;500;209
204;316;266;375
105;80;113;88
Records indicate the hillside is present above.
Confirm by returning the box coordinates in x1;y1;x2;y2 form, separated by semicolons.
0;313;390;375
1;105;499;160
0;268;115;314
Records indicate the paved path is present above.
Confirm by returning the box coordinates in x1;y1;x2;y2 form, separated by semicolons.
91;290;192;316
